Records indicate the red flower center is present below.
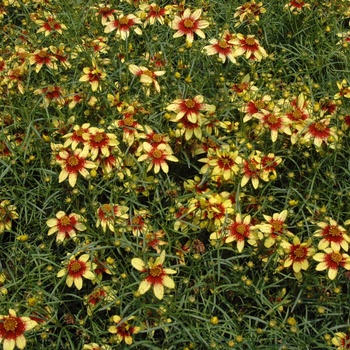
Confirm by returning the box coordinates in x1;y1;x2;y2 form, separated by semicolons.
245;37;256;46
152;134;163;143
236;224;247;234
329;226;342;237
70;261;83;273
185;99;195;108
4;318;17;331
60;215;71;226
292;110;302;120
124;117;135;127
151;5;161;13
183;19;194;28
331;252;342;263
218;40;229;49
267;114;278;125
152;149;163;159
294;246;306;258
271;220;283;233
101;204;112;213
93;133;105;143
150;265;162;277
119;16;129;25
143;70;153;78
314;122;326;132
68;156;79;166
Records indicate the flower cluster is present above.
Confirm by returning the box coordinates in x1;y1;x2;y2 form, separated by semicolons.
1;0;350;349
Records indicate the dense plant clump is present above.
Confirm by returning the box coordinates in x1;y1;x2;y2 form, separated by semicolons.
1;0;350;349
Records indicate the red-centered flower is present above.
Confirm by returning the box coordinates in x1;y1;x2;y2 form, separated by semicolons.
94;4;116;25
57;148;96;187
62;123;91;150
83;343;112;350
238;151;264;189
332;332;350;349
240;95;271;122
96;203;129;233
85;286;114;317
33;85;66;107
284;93;310;125
334;79;350;99
203;31;238;63
28;48;57;73
232;33;268;61
0;200;18;234
314;219;350;251
256;210;293;248
82;127;119;161
140;3;168;26
201;149;241;181
303;117;335;147
0;309;37;350
49;44;71;69
79;58;106;92
104;13;142;40
234;0;266;24
259;109;291;142
35;13;67;36
211;213;255;252
314;247;350;280
137;142;178;174
281;236;315;274
131;250;176;300
57;254;96;290
260;153;282;177
166;95;215;123
109;108;143;146
46;211;86;242
286;0;311;12
108;315;140;345
128;64;165;94
171;8;209;44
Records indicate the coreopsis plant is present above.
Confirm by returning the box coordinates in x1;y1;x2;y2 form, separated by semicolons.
285;0;311;13
171;8;209;44
128;64;165;94
165;95;215;123
256;210;293;248
79;58;106;92
313;247;350;280
108;315;140;345
332;332;350;349
210;213;257;252
96;203;129;233
28;48;57;73
137;142;178;173
46;211;86;242
0;309;37;350
34;12;67;36
313;218;350;251
103;12;142;39
231;34;268;61
56;147;97;187
139;3;169;26
233;0;266;25
131;250;176;300
0;200;18;233
82;127;120;161
57;254;96;290
280;236;315;277
202;30;239;64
